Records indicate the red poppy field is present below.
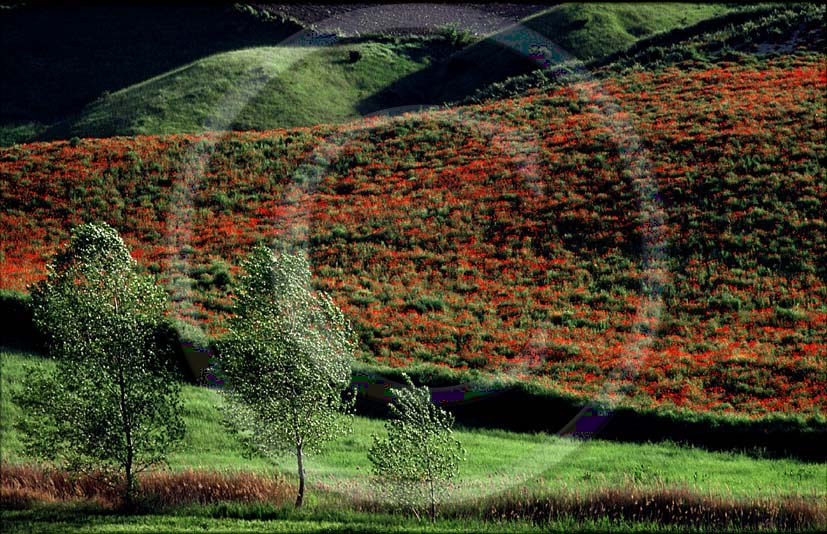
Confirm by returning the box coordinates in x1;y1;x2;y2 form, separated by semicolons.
1;53;825;422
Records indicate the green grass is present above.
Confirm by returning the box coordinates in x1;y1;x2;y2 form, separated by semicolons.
0;122;50;146
419;3;737;104
0;506;727;534
518;3;736;61
42;38;452;140
0;5;301;125
2;348;823;502
460;3;826;108
1;4;744;143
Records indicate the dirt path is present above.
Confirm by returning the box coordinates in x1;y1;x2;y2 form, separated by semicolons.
259;3;554;37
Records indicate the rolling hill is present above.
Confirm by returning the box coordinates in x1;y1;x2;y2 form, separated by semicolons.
40;38;455;140
397;2;738;105
1;51;824;426
461;3;827;106
1;4;748;144
0;5;303;141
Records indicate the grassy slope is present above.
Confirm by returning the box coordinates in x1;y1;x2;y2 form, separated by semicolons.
44;39;448;140
415;3;736;104
516;3;736;60
0;5;300;123
461;4;827;125
597;3;827;70
1;4;737;144
2;349;823;500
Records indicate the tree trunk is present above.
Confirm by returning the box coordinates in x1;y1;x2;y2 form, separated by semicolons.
124;460;135;511
114;297;136;512
118;362;135;512
428;478;436;522
295;443;305;508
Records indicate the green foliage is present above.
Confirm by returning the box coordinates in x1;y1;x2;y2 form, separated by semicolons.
3;349;827;509
436;24;476;49
0;122;49;146
216;246;357;507
369;373;465;521
16;221;184;509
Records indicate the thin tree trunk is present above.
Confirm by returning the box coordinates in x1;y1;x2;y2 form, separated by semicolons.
425;449;436;522
118;364;135;511
113;296;136;511
428;478;436;523
125;459;134;511
295;443;305;508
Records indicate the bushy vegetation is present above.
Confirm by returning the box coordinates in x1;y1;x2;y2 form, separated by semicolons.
15;222;184;510
217;247;357;508
0;464;293;511
370;374;464;521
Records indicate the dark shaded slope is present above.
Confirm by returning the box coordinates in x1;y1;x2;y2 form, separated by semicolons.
0;5;301;123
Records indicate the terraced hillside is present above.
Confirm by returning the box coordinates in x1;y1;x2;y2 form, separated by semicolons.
1;53;825;423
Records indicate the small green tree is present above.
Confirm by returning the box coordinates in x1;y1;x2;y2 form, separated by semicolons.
369;374;464;522
216;246;356;508
15;221;184;510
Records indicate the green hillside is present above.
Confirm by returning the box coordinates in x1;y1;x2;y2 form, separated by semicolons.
600;3;827;70
461;3;826;105
1;4;744;144
0;5;301;136
412;3;736;104
42;38;454;140
2;53;824;434
516;3;736;61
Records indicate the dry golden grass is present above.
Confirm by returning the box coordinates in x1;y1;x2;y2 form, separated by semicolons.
0;464;292;510
453;484;826;532
3;463;825;531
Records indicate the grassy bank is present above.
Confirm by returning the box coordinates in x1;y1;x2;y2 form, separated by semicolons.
2;349;824;500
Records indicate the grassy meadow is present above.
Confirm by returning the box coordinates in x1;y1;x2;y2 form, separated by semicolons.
2;348;825;532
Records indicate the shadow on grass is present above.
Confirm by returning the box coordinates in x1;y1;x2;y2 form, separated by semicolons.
0;502;115;532
353;365;827;463
0;5;302;124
